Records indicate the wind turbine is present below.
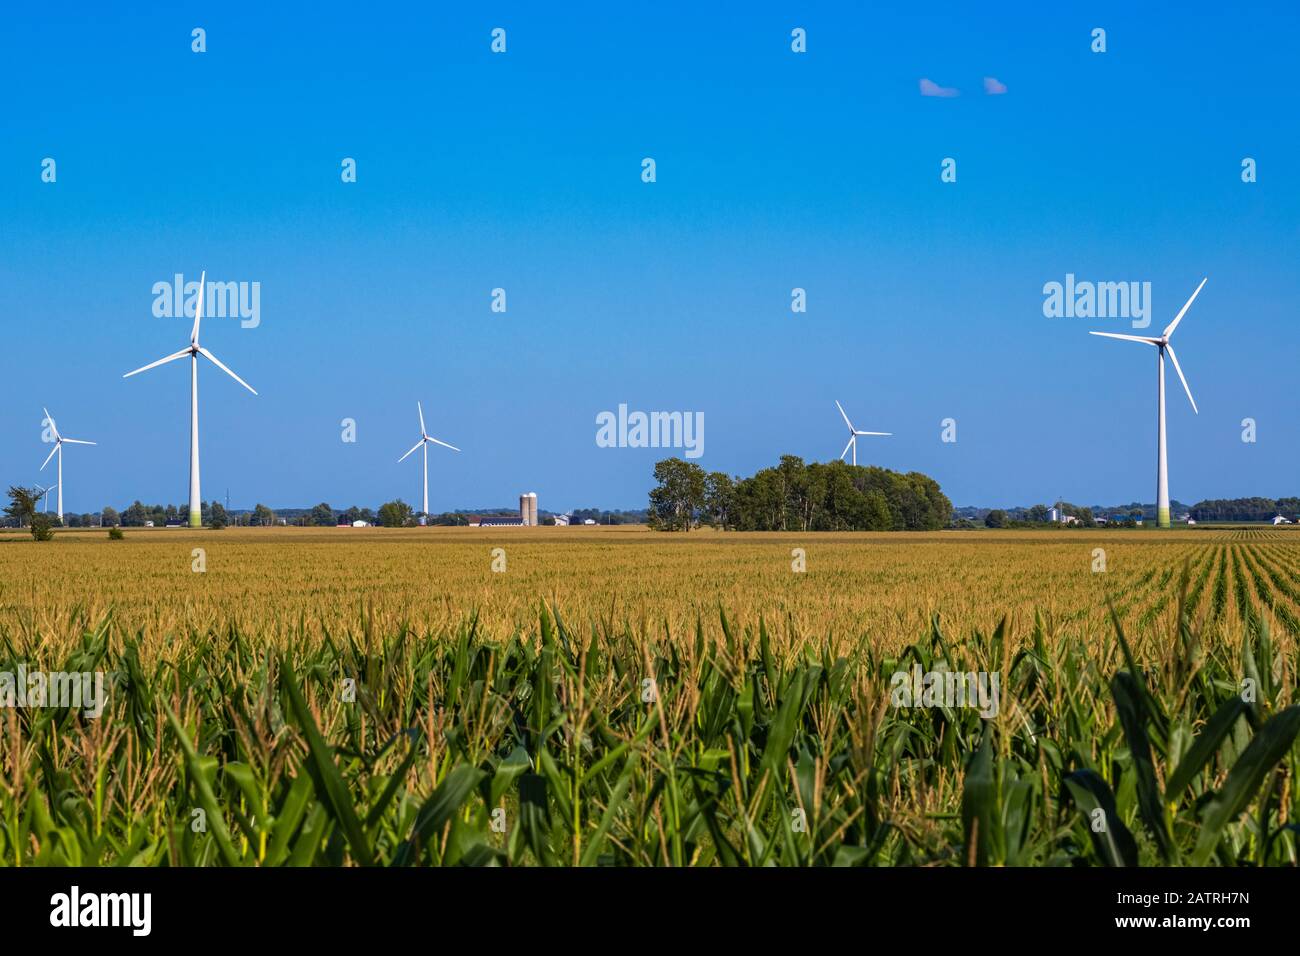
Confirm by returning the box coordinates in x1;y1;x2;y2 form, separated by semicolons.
834;400;890;466
34;482;58;514
39;408;95;522
123;271;257;528
397;401;459;524
1090;277;1205;529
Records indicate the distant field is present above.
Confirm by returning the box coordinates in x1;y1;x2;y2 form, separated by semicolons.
3;525;1297;657
2;525;1297;866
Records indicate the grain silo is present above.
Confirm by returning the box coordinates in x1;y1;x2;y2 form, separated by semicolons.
519;493;530;526
526;492;538;527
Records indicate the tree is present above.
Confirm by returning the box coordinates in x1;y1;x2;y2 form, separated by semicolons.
984;509;1008;529
654;456;952;533
378;500;413;528
121;501;148;527
310;503;335;526
252;503;276;526
647;458;706;531
209;502;229;529
101;506;120;527
864;490;893;530
703;472;736;529
1027;504;1049;523
5;486;40;528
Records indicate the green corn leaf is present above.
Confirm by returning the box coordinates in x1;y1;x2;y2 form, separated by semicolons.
280;657;375;866
1192;706;1300;864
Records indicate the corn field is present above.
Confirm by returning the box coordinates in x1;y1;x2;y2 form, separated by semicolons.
0;527;1296;866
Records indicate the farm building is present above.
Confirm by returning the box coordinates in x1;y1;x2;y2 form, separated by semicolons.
469;492;539;527
469;514;525;527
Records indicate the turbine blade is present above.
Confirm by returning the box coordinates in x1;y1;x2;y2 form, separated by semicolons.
397;439;424;463
191;271;206;345
1088;331;1160;345
855;431;892;436
1163;277;1207;339
417;401;426;436
124;348;191;378
1165;344;1198;414
835;400;854;431
840;435;854;461
60;438;96;445
198;346;258;395
42;407;59;440
426;436;460;452
40;443;58;470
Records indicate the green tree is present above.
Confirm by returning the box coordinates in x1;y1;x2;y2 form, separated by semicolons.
310;503;335;526
1027;504;1049;523
984;509;1008;528
209;502;229;529
5;486;40;529
121;501;147;527
703;472;736;529
101;505;120;527
647;458;706;531
252;503;276;526
378;500;414;528
864;490;893;531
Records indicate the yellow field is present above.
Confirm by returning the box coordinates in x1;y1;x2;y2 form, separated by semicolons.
4;524;1299;867
3;525;1297;661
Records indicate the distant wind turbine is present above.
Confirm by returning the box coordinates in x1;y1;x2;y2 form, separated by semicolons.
39;408;95;522
834;400;890;466
1090;277;1205;529
34;481;58;514
397;401;459;524
123;271;257;528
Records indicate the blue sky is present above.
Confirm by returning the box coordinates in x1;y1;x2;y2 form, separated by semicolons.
2;2;1297;513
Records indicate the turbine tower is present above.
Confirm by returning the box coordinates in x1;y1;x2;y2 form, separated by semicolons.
397;401;459;524
124;271;257;527
39;408;95;522
834;400;890;466
1090;277;1205;529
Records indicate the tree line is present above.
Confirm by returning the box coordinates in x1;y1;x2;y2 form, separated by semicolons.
647;456;952;532
1;495;445;531
1189;497;1300;522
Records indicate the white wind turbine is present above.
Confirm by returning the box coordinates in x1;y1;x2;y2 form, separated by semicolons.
1090;277;1206;529
34;481;58;514
123;271;257;528
39;408;96;522
397;401;459;524
835;400;890;466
